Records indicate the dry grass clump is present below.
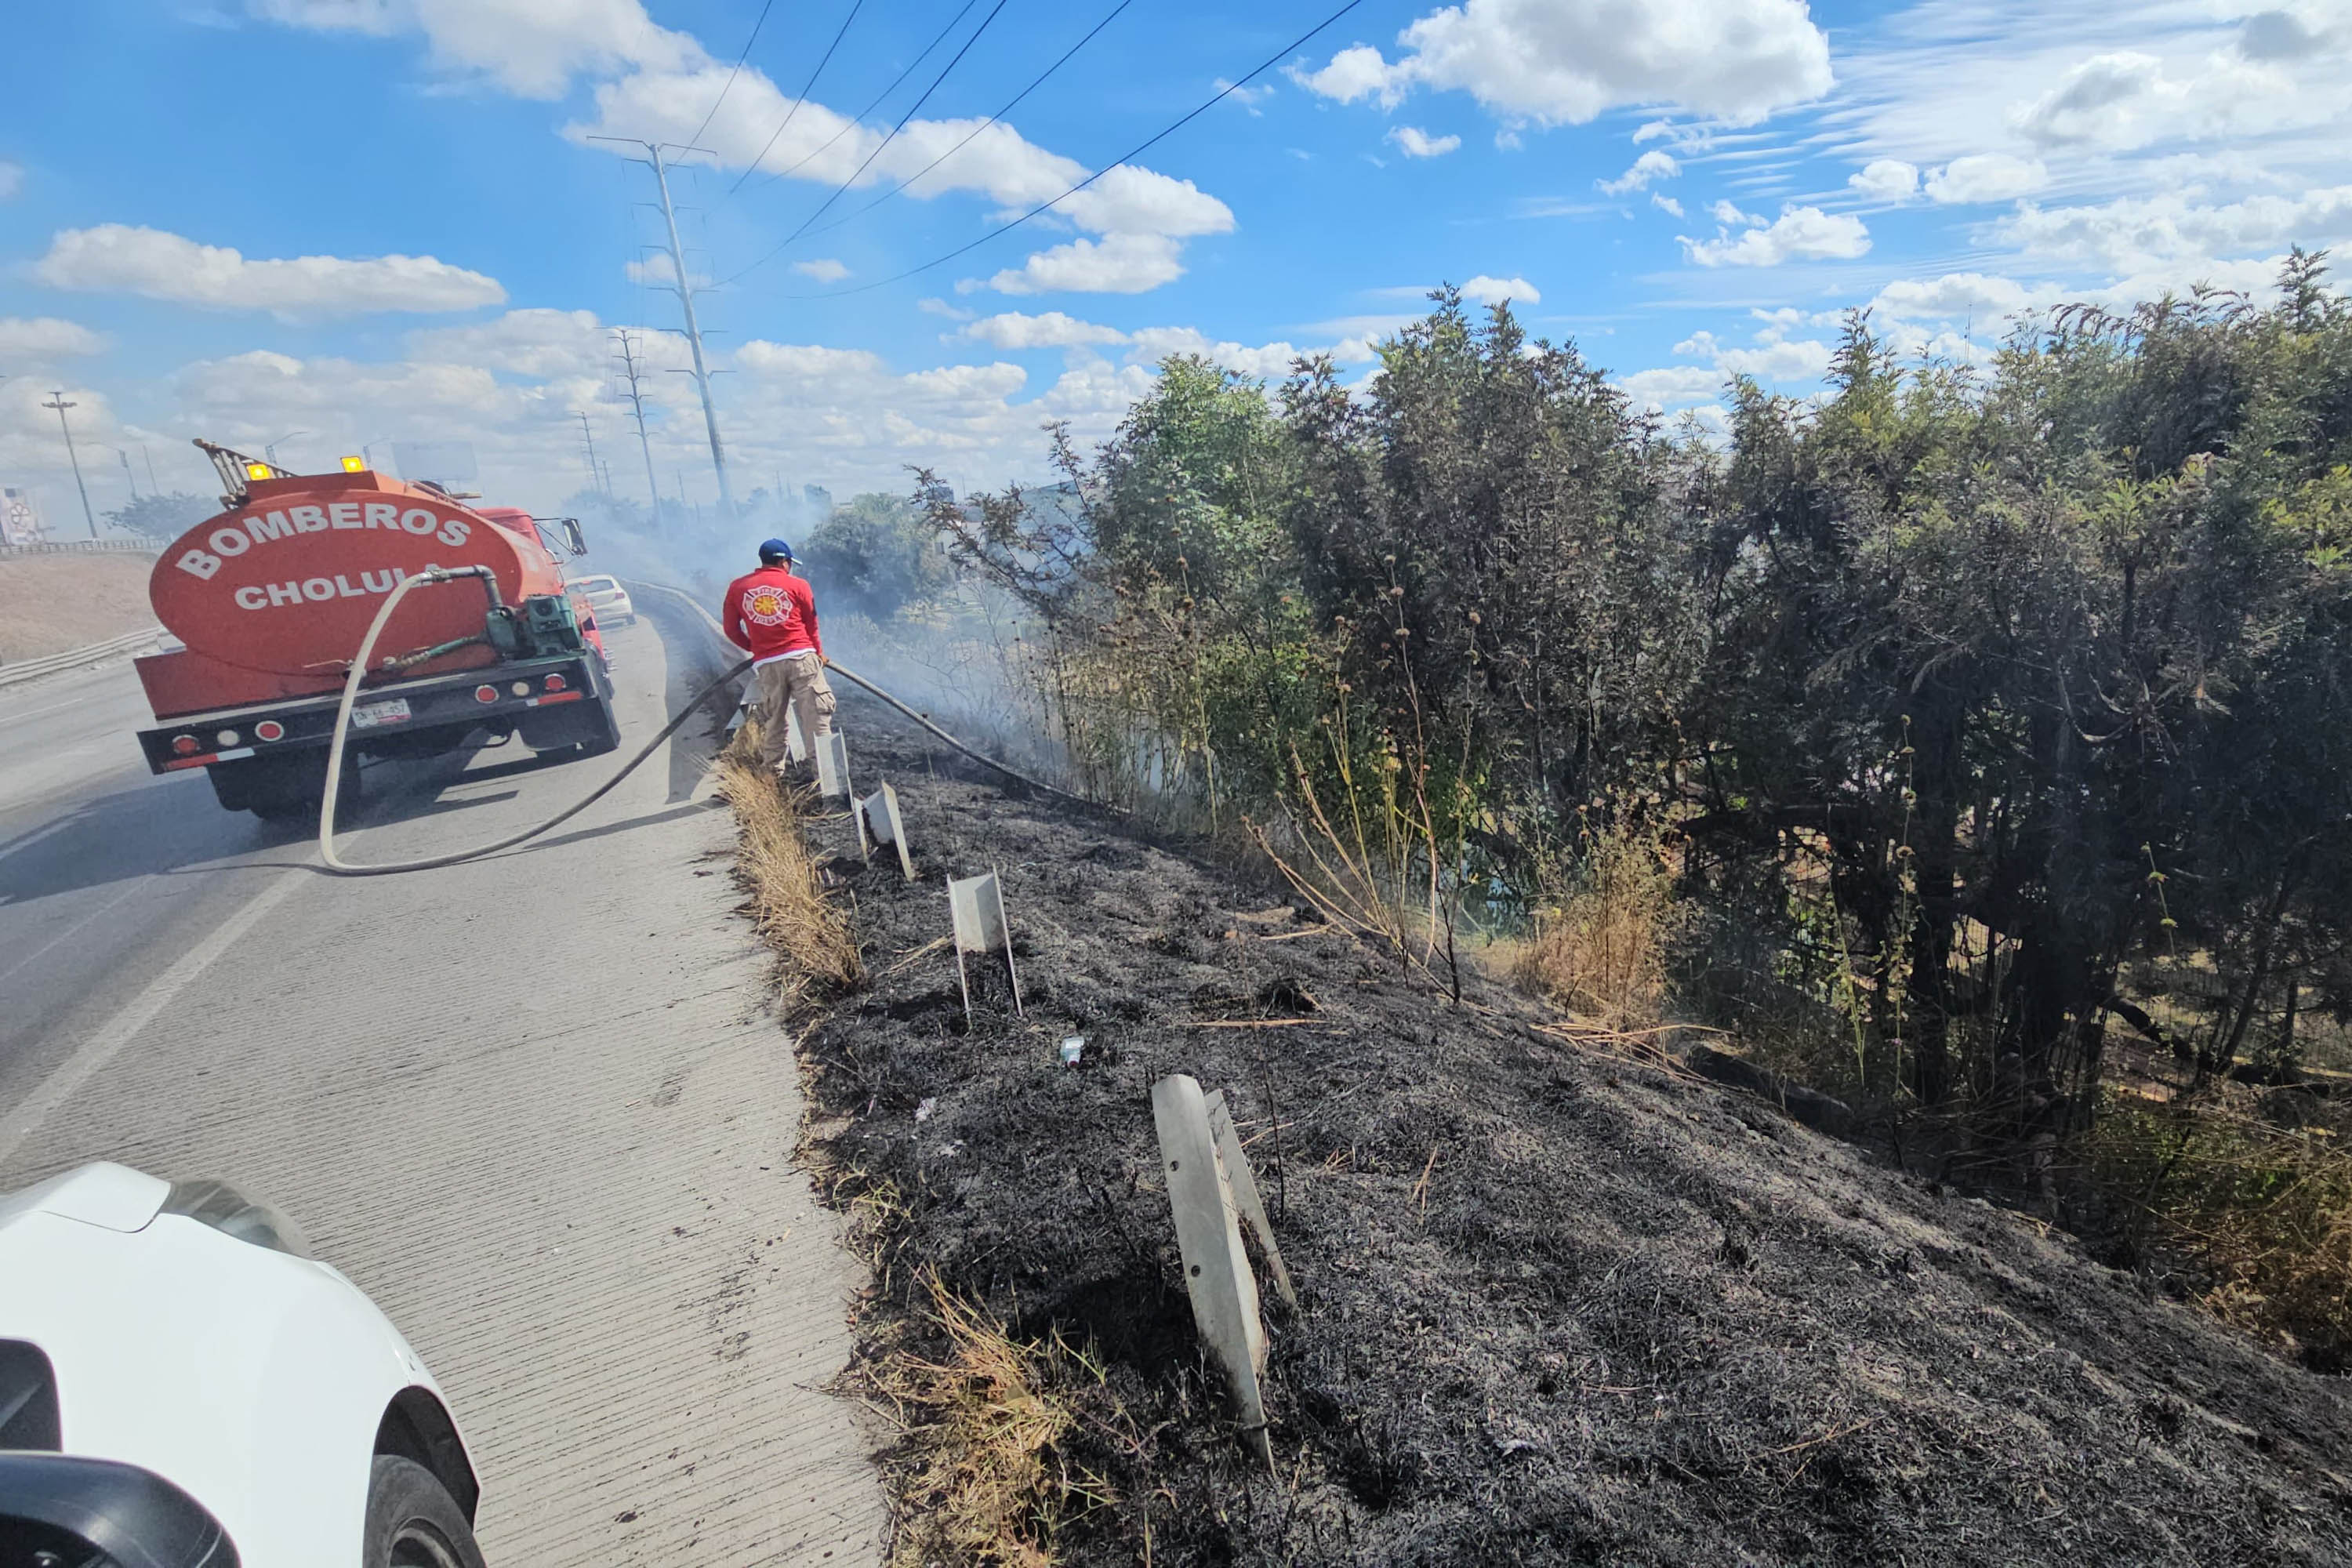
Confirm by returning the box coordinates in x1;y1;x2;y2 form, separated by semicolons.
1512;826;1682;1028
717;736;863;1005
2086;1093;2352;1371
869;1273;1116;1568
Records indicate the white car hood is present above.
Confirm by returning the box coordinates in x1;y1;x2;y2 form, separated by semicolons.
0;1163;461;1568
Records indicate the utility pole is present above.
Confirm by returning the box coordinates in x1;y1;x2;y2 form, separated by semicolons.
141;444;158;492
574;411;609;499
42;392;97;539
612;328;664;517
590;136;736;520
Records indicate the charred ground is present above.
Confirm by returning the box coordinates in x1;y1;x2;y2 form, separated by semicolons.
782;685;2352;1567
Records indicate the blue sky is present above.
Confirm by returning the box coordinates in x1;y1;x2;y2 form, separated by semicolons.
4;0;2350;527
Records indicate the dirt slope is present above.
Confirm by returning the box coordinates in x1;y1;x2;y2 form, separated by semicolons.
0;552;158;662
793;686;2352;1566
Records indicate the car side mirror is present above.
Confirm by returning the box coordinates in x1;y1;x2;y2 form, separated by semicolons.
561;517;586;557
0;1451;239;1566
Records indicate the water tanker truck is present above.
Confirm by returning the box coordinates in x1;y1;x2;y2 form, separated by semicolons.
132;441;621;820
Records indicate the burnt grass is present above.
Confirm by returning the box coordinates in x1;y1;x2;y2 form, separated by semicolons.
790;686;2352;1567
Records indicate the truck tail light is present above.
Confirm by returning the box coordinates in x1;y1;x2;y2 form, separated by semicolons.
171;735;199;756
215;730;240;748
510;680;531;697
474;684;499;704
543;673;568;692
255;720;285;742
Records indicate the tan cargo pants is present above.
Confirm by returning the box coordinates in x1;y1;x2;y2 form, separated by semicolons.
751;652;835;771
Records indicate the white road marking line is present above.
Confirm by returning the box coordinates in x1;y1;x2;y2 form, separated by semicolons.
0;869;307;1168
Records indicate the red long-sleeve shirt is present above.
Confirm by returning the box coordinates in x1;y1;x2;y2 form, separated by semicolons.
721;565;824;664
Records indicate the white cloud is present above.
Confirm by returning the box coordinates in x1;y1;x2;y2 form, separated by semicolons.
405;307;657;379
624;254;710;289
1286;44;1408;107
1708;198;1755;227
2238;5;2350;61
918;297;975;321
1675;327;1834;380
1847;158;1918;203
1682;205;1869;267
34;225;505;318
984;233;1188;296
960;310;1128;350
793;259;851;283
2013;51;2187;151
1868;272;2046;322
1923;154;2048;205
250;0;701;99
1599;149;1679;195
1995;186;2352;273
260;0;1229;298
1652;193;1686;218
0;162;20;200
0;317;106;360
1125;327;1307;380
1460;275;1541;307
1617;365;1723;409
1388;125;1462;158
1214;77;1276;111
1293;0;1833;128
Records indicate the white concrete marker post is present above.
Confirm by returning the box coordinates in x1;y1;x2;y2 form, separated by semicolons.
817;728;852;800
946;869;1023;1022
1202;1089;1298;1310
858;783;916;880
1152;1074;1275;1470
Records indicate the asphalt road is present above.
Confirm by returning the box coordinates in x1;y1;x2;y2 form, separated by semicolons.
0;611;884;1565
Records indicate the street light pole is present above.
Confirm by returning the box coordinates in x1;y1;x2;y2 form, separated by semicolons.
42;391;98;539
116;448;140;500
265;432;307;470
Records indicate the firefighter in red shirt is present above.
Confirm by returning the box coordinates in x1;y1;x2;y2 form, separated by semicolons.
722;538;834;775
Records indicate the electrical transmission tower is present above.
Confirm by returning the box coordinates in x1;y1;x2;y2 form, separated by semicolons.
42;391;97;539
590;137;735;521
574;411;610;499
612;328;664;517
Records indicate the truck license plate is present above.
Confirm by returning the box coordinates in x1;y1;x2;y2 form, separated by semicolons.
350;698;412;729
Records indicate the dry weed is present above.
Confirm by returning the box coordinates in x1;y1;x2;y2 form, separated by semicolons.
872;1272;1115;1568
1513;826;1682;1029
2087;1093;2352;1369
717;742;863;1006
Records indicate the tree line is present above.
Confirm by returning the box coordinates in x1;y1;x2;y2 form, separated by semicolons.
916;255;2352;1174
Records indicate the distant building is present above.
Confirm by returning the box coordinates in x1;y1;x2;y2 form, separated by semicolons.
1;487;46;546
802;483;833;517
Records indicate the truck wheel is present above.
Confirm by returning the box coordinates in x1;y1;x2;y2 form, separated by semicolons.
362;1455;485;1568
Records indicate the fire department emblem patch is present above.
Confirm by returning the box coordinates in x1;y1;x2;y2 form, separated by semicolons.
743;586;790;626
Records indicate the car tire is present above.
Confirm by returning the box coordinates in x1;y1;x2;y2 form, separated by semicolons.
364;1454;485;1568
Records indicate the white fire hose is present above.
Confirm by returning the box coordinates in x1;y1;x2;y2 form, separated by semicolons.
317;568;1087;877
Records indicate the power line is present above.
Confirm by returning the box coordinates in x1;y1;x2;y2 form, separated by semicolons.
728;0;978;200
688;0;782;151
729;0;868;196
779;0;1369;301
793;0;1138;248
720;0;1010;285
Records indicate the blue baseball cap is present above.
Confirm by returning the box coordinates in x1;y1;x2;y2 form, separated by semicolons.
758;537;794;561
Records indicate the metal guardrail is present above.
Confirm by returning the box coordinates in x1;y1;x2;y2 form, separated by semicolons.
0;539;159;561
0;626;169;691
